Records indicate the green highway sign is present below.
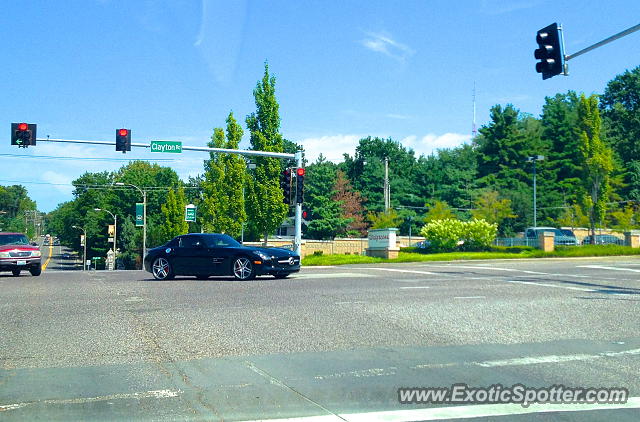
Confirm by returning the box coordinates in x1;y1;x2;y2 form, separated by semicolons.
150;140;182;153
185;204;197;222
135;203;144;227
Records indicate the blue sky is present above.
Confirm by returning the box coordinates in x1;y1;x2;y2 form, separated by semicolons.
1;0;639;211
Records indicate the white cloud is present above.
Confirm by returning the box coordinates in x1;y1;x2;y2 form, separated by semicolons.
401;133;472;156
298;134;364;163
299;132;471;163
41;171;75;195
361;31;415;62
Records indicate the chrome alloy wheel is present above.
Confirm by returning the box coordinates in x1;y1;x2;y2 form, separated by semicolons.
233;257;253;280
152;257;171;280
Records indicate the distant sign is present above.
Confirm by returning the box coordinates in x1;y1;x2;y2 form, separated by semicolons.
150;140;182;153
185;204;197;222
135;203;144;227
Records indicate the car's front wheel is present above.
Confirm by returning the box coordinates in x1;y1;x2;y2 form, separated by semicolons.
232;257;255;280
152;257;174;280
12;269;21;277
30;265;42;276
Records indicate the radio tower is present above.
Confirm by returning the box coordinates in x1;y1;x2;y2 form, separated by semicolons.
472;82;478;138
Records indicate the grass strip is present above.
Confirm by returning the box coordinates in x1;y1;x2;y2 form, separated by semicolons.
301;245;640;266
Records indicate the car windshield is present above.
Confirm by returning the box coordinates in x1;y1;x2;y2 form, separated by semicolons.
203;234;241;248
0;234;29;246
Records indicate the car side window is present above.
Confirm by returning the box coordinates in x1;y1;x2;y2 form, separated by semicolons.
179;236;202;248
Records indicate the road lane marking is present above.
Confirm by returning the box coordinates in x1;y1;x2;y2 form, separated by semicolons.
360;268;439;275
41;240;53;271
0;389;181;412
578;265;640;273
334;301;366;305
476;347;640;367
293;272;376;279
505;279;595;292
399;286;430;289
241;397;640;422
454;296;486;299
303;266;336;269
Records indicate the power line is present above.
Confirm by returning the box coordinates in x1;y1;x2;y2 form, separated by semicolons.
0;153;177;163
0;179;202;190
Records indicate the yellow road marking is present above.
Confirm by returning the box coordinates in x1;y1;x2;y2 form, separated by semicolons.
41;239;53;271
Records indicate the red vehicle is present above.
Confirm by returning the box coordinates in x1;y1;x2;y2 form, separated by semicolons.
0;232;42;276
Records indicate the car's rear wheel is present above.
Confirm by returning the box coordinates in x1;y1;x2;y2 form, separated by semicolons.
274;274;289;279
30;265;41;276
232;257;255;280
152;257;174;280
12;269;21;277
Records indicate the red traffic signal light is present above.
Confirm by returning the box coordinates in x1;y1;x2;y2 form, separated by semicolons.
11;122;37;147
296;168;305;176
116;128;131;153
302;210;308;219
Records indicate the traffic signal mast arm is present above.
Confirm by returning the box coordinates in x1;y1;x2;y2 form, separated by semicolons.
34;137;296;159
564;22;640;61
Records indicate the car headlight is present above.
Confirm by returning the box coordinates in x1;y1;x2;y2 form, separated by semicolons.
32;251;41;257
254;251;271;261
0;251;9;258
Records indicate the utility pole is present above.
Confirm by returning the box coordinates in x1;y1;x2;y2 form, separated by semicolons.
527;156;545;228
384;157;390;212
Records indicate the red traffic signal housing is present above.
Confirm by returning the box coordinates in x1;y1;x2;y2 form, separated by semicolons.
11;122;37;147
296;168;305;176
116;128;131;153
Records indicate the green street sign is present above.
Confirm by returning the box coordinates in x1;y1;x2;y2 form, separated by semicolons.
185;204;197;222
150;140;182;153
135;203;144;227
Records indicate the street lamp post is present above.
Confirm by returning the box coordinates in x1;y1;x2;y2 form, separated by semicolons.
72;225;87;271
527;155;545;228
94;208;117;258
115;182;147;258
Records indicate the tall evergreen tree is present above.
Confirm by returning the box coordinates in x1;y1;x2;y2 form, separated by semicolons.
245;63;288;243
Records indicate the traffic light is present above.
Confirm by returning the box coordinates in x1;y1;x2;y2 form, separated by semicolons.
11;123;37;147
535;23;564;80
115;128;131;153
295;167;305;204
280;168;291;204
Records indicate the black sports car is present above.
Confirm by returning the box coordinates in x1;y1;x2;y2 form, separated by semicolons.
143;233;300;280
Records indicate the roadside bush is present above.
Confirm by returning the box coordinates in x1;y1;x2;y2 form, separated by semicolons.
419;218;464;252
460;219;498;251
419;218;497;252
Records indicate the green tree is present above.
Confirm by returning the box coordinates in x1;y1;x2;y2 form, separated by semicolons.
245;63;288;243
201;127;227;233
555;203;590;229
424;200;455;222
601;66;640;164
221;112;247;237
368;209;402;229
160;187;189;242
471;191;516;233
578;94;614;239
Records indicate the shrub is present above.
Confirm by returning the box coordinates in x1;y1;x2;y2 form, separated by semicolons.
461;219;498;251
313;250;323;256
419;218;497;252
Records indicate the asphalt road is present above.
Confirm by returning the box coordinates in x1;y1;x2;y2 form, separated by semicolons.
1;257;639;421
